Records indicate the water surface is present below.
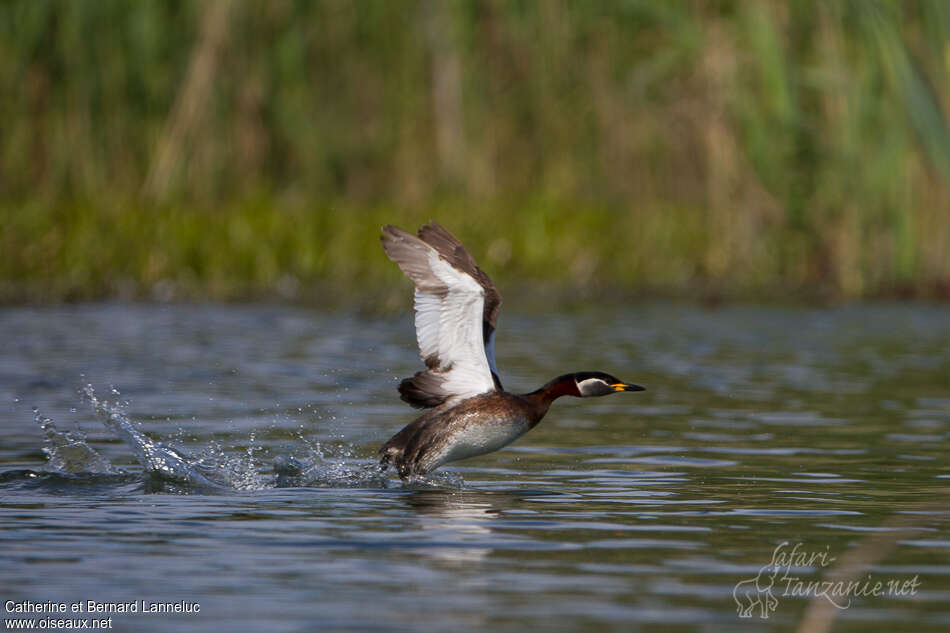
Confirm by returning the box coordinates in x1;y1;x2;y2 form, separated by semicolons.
2;303;948;632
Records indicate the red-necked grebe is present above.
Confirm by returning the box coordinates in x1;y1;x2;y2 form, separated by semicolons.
379;222;644;479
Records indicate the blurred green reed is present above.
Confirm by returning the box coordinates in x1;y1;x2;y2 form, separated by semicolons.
1;0;949;302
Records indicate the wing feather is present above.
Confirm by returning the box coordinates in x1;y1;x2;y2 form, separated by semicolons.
417;222;503;389
382;223;502;408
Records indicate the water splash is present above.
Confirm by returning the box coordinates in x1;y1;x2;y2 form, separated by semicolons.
185;436;271;491
414;471;465;488
82;384;227;491
274;434;390;488
34;407;116;475
25;385;455;492
80;384;414;490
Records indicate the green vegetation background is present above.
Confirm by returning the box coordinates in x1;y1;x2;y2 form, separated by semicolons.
3;0;950;303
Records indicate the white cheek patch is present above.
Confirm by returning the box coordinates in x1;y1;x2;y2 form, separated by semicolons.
577;378;607;396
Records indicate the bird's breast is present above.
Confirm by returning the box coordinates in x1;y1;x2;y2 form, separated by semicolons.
408;391;541;474
440;412;532;463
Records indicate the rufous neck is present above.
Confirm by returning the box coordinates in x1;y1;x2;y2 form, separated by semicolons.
524;374;579;408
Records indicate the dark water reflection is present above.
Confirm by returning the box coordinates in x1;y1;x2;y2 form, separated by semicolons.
1;303;948;632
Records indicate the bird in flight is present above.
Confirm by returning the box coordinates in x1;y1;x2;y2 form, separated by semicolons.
379;222;644;479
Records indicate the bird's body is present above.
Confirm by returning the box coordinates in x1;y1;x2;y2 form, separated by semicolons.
379;222;643;479
381;391;538;478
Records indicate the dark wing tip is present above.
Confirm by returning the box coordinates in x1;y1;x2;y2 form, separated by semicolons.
418;221;455;260
415;221;503;332
381;224;411;243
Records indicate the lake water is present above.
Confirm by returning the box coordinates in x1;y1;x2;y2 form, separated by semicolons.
1;302;948;632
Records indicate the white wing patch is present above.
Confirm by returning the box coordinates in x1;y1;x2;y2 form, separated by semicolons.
412;288;442;362
413;250;496;403
381;224;502;408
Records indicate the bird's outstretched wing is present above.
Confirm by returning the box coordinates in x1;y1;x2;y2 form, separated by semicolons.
381;222;502;409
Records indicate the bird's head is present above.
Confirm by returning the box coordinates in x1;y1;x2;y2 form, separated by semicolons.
572;371;645;397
